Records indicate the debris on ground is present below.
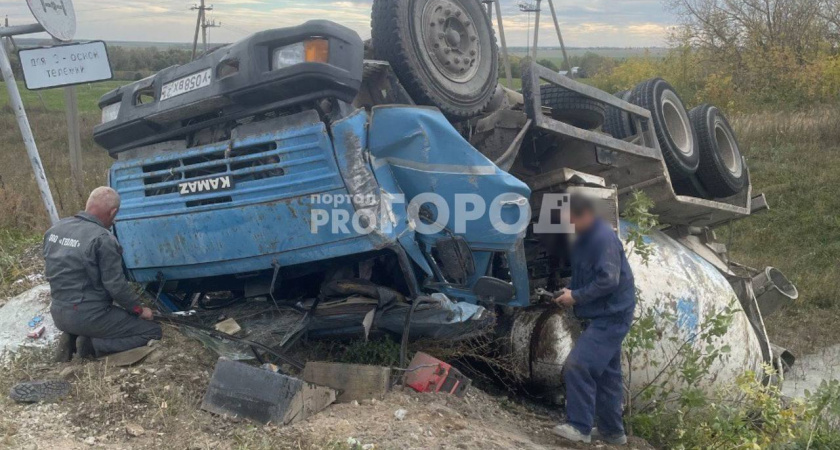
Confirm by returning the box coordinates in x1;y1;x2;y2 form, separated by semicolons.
405;352;471;397
0;326;655;449
9;379;72;404
0;285;59;364
302;362;392;403
213;318;241;335
201;358;336;425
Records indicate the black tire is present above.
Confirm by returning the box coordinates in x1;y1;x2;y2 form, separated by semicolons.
688;104;747;198
604;90;635;139
629;78;699;180
372;0;499;120
672;174;712;199
539;85;606;130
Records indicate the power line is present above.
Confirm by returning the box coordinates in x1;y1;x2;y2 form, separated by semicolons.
191;0;221;59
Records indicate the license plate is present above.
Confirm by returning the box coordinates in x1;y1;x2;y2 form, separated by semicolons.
179;175;234;196
161;68;212;101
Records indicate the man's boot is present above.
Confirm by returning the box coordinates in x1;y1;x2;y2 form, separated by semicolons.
53;332;77;363
75;336;96;360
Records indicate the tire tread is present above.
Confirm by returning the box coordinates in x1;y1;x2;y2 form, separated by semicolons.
540;85;606;130
630;78;699;180
371;0;497;119
689;104;746;198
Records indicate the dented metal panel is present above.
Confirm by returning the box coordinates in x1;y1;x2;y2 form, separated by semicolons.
110;110;389;283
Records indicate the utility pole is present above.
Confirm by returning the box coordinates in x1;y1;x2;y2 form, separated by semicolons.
191;0;214;60
202;18;221;53
492;0;513;88
531;0;542;60
546;0;572;74
519;2;539;59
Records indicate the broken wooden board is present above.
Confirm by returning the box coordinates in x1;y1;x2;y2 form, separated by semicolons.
201;358;336;425
303;362;391;403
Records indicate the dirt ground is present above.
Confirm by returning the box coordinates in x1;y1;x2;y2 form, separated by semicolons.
0;328;653;450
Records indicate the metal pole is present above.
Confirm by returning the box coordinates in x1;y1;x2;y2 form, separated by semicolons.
0;23;45;37
547;0;572;74
191;0;203;60
531;0;541;59
201;8;208;53
0;42;59;225
493;0;514;89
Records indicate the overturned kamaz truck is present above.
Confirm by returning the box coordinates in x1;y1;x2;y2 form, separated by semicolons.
93;1;798;398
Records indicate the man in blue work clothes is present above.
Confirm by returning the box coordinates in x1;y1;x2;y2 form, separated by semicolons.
552;195;636;445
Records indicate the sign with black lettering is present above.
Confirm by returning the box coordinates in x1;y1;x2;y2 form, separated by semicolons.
19;41;113;90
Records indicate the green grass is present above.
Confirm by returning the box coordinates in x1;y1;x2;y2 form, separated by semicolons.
0;81;126;114
0;230;41;298
728;109;840;354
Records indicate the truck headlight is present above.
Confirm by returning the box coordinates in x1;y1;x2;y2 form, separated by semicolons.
272;39;329;70
101;102;121;124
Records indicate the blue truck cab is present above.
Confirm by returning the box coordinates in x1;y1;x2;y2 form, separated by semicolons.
98;21;532;314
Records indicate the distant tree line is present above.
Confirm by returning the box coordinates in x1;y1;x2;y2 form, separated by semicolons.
500;52;619;80
107;46;193;80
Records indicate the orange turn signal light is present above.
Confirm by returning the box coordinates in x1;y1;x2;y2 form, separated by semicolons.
304;39;329;63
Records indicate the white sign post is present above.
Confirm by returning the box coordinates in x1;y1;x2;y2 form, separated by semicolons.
0;0;78;225
19;41;113;90
0;41;60;224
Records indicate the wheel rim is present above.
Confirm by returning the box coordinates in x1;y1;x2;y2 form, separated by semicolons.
715;121;742;176
662;97;692;157
420;0;481;83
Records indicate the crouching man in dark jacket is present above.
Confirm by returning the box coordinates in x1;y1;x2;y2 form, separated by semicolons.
45;187;161;361
552;195;636;446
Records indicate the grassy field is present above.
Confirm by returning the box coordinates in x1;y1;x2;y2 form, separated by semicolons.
728;109;840;354
0;80;836;356
0;81;125;114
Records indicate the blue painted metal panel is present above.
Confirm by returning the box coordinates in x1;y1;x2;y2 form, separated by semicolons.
111;115;388;283
368;106;532;306
368;107;531;250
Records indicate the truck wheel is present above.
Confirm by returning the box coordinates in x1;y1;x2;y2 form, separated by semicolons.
540;85;606;130
372;0;499;120
672;174;712;199
689;104;746;198
630;78;699;179
604;90;635;139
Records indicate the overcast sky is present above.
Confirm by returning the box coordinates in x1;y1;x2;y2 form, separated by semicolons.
2;0;675;47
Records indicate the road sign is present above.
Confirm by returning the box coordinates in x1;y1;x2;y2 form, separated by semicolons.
19;41;112;90
26;0;76;42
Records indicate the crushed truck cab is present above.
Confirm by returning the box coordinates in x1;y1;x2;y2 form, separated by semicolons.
109;103;531;308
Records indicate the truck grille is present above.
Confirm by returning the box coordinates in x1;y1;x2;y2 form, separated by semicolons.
141;142;284;197
110;116;345;218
